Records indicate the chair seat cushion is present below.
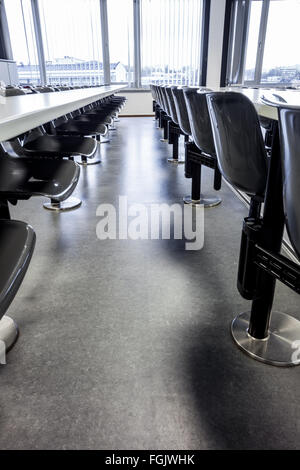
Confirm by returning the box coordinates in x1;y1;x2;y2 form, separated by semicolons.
23;135;97;158
0;220;35;318
0;156;80;201
56;121;107;136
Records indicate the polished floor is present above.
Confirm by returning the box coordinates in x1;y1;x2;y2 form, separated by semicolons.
0;117;299;450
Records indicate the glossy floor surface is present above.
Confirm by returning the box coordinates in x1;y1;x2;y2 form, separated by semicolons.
0;118;299;450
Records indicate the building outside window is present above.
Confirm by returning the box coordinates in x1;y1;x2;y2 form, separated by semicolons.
4;0;205;88
38;0;104;86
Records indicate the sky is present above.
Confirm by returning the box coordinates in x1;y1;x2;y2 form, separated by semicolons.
245;0;300;72
4;0;300;72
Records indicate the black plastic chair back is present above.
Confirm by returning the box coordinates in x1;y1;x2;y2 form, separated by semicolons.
278;106;300;258
160;86;171;116
206;92;268;197
184;88;215;156
165;86;178;124
171;87;192;136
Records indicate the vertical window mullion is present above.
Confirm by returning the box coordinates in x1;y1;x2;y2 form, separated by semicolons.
100;0;110;84
30;0;46;84
254;0;269;84
133;0;141;88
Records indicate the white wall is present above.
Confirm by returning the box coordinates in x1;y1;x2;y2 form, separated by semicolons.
117;91;154;116
206;0;226;89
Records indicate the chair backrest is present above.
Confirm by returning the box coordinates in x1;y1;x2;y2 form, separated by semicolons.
35;86;55;93
171;87;193;136
278;106;300;259
184;88;215;156
156;86;163;108
165;86;178;124
150;84;155;101
206;92;268;197
160;86;171;116
153;85;159;104
1;86;26;96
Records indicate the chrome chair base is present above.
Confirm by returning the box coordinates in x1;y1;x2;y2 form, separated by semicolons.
231;311;300;367
43;197;82;212
0;316;19;358
183;196;222;208
168;158;184;164
78;158;101;166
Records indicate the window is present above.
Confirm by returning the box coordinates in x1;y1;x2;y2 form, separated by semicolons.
3;0;207;88
227;0;300;87
140;0;204;86
38;0;103;86
107;0;134;84
261;0;300;85
244;0;262;82
5;0;41;84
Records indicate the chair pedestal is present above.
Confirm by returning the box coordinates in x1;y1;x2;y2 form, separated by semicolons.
233;124;300;367
183;196;222;208
167;123;184;164
183;155;222;208
43;197;82;212
0;316;18;357
77;155;101;165
232;311;300;367
168;158;185;164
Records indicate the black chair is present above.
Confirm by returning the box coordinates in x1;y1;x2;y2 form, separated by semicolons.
22;128;97;162
0;86;26;97
158;86;173;143
51;116;106;165
18;85;101;166
0;144;81;214
164;86;185;164
152;85;162;126
207;91;300;367
183;88;222;208
0;220;36;358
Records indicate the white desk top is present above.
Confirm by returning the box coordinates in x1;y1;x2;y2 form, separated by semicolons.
224;87;300;120
0;85;126;141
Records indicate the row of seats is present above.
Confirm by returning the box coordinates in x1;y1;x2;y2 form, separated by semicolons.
1;84;104;96
151;84;300;367
151;84;222;207
0;87;126;359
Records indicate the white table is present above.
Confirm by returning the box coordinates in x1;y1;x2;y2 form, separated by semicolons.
0;85;126;141
225;87;300;120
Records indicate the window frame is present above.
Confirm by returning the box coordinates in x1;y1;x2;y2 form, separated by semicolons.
2;0;209;89
226;0;299;88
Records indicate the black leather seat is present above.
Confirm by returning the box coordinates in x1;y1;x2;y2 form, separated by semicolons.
183;88;222;208
0;220;36;358
0;145;81;214
207;91;300;367
23;132;97;159
22;126;98;166
52;116;106;164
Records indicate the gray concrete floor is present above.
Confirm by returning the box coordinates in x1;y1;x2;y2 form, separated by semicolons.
0;117;299;450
